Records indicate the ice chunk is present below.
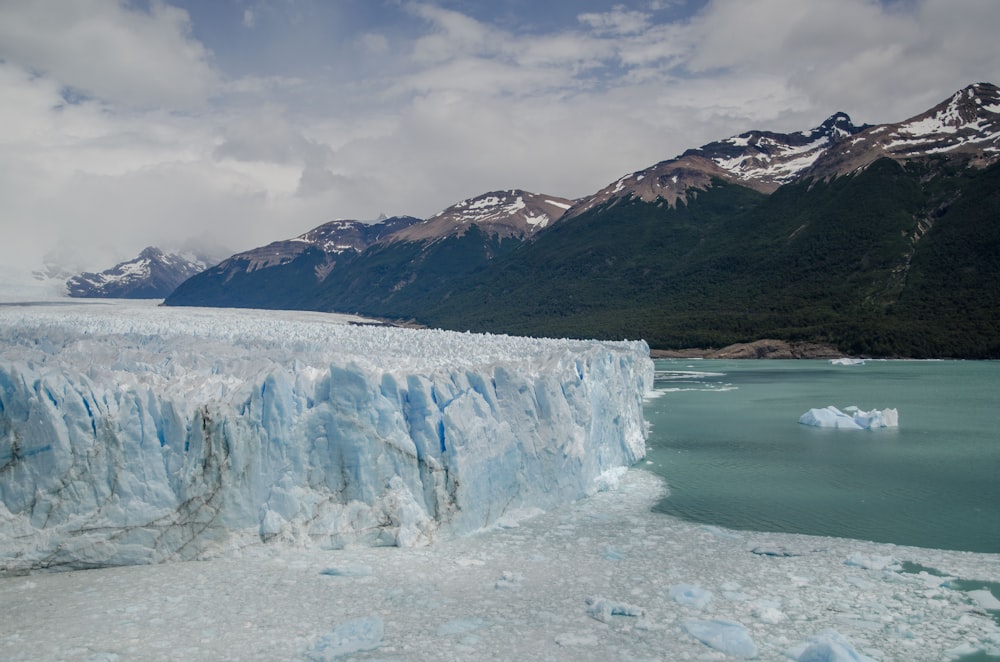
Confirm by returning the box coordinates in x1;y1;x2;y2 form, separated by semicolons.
681;619;758;658
752;545;804;557
306;617;383;660
799;406;863;429
585;596;645;623
752;602;787;624
494;570;521;589
844;554;899;571
436;618;487;636
846;406;898;429
604;545;625;561
669;583;714;609
829;358;866;365
789;630;877;662
968;589;1000;610
319;565;373;577
798;405;898;429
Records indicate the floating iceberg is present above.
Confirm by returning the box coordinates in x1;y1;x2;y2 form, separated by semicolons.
798;406;898;430
0;303;652;572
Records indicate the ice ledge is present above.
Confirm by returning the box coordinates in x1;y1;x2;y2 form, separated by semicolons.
0;306;652;573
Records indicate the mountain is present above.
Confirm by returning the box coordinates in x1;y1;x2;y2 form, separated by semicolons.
413;83;1000;358
167;83;1000;358
164;215;419;308
803;81;1000;180
66;247;215;299
565;112;867;218
165;190;573;314
389;190;572;242
565;83;999;220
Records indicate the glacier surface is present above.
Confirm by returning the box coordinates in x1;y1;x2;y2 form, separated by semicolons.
0;302;651;572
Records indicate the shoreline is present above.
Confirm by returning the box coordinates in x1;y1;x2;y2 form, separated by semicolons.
651;338;848;360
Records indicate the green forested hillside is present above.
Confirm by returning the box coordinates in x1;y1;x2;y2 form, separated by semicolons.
166;158;1000;358
413;158;1000;358
309;225;524;317
166;224;527;317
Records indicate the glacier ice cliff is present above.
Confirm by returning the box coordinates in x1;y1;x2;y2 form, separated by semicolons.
0;304;652;573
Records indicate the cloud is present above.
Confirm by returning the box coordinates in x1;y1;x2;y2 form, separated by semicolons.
679;0;1000;123
358;32;390;54
0;0;218;109
578;6;652;35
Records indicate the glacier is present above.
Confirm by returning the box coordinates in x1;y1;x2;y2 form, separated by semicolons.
0;302;652;573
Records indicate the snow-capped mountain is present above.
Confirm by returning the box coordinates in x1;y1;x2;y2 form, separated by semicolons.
164;82;1000;357
165;191;571;310
223;216;421;275
566;112;866;217
388;190;574;243
569;83;999;219
803;81;1000;180
66;247;213;299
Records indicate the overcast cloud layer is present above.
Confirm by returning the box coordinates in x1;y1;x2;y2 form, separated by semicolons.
1;0;998;276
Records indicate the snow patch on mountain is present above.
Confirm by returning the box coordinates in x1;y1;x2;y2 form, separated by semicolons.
566;113;866;217
388;190;575;243
803;83;1000;179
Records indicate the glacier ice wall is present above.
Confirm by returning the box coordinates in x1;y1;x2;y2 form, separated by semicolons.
0;304;651;572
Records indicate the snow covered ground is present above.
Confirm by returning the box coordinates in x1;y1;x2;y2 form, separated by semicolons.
1;469;998;661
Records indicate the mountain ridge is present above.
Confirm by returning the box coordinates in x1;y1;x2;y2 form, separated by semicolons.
163;82;1000;357
67;247;214;299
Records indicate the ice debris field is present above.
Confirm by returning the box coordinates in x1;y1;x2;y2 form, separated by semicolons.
0;302;998;661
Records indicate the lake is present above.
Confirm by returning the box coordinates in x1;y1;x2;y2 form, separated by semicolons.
643;359;1000;553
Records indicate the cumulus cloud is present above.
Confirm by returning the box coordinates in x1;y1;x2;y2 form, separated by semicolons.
0;0;218;109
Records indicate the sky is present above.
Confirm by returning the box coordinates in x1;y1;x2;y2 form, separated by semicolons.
1;0;998;276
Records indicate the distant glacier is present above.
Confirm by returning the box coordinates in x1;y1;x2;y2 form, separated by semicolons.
0;302;651;573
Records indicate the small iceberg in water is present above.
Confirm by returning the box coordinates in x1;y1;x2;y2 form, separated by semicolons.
829;358;866;366
799;405;899;430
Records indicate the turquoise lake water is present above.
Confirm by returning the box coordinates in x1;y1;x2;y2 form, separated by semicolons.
643;359;1000;553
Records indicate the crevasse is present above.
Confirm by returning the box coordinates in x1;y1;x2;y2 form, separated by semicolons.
0;305;652;573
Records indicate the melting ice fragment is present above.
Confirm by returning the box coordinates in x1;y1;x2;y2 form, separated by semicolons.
829;358;866;366
680;619;758;658
319;565;373;577
844;554;900;571
789;630;877;662
798;405;898;429
669;583;713;609
306;616;383;660
585;596;645;623
968;589;1000;611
